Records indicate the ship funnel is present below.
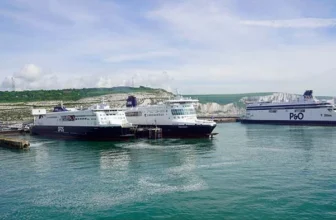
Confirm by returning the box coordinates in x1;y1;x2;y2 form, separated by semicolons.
303;90;313;98
126;96;137;107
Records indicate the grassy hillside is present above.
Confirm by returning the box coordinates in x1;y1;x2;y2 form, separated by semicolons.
0;86;168;103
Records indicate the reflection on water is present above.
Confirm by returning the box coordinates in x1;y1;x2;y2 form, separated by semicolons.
26;136;216;209
100;150;130;170
33;145;51;174
99;149;130;183
89;138;215;208
244;124;316;149
243;124;336;166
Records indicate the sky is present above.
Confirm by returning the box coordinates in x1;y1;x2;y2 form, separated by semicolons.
1;0;336;95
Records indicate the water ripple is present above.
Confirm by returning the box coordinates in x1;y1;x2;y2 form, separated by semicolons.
1;124;336;219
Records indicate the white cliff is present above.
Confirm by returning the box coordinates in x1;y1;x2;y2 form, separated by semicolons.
195;92;334;117
1;91;334;121
196;102;244;117
240;92;301;103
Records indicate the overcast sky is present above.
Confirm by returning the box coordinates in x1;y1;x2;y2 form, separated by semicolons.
1;0;336;95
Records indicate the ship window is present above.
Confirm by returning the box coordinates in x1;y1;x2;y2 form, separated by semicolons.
171;109;196;115
269;109;277;113
126;111;142;117
61;115;76;121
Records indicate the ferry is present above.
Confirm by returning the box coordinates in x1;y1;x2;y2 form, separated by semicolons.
124;95;216;138
240;90;336;126
31;101;134;140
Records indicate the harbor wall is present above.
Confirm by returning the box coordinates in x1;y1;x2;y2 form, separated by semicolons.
0;137;30;149
198;116;240;123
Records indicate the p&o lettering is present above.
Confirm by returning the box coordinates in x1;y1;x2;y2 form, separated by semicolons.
289;113;304;120
58;127;64;133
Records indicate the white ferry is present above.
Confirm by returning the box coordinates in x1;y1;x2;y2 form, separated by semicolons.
240;90;336;125
31;101;134;140
124;95;216;138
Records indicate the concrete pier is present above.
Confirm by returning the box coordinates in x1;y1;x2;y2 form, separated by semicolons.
131;127;163;139
0;137;30;150
148;128;162;139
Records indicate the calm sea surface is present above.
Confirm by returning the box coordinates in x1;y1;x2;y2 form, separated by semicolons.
1;123;336;219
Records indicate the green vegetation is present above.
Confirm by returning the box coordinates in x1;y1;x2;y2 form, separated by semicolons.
186;93;333;111
186;93;273;105
0;86;167;103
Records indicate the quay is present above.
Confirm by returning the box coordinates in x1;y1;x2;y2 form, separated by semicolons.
132;127;163;139
0;122;32;135
0;129;29;135
198;116;241;123
0;136;30;150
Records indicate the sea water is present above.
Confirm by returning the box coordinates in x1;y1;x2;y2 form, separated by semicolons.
1;123;336;219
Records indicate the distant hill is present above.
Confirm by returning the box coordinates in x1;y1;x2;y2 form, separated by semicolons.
0;86;168;103
186;93;273;105
186;93;333;106
187;92;334;117
0;89;334;121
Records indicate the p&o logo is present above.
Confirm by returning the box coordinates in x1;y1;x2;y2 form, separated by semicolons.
289;113;304;120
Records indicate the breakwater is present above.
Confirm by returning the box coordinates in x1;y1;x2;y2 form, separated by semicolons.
0;137;30;149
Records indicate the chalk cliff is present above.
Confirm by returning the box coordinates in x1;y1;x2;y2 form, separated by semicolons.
0;91;333;122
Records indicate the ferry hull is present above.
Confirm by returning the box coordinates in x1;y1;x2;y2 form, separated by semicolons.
135;124;217;138
31;125;134;140
240;119;336;126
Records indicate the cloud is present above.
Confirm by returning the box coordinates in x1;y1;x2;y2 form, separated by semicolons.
1;64;175;92
1;0;336;95
103;50;177;63
97;70;174;92
1;64;52;90
14;64;43;82
1;77;13;90
241;18;336;28
0;0;101;31
143;0;336;94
